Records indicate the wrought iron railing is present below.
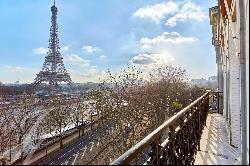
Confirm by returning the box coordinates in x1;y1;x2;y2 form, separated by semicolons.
111;91;211;165
210;91;223;114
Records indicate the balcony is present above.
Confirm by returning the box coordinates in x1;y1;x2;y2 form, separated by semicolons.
194;113;239;165
111;91;239;165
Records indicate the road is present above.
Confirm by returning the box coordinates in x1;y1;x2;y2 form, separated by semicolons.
36;121;117;165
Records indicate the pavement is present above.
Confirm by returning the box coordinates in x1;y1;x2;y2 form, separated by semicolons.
194;113;240;165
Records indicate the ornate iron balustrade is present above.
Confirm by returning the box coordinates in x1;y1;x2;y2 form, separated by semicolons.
111;91;211;165
210;91;223;114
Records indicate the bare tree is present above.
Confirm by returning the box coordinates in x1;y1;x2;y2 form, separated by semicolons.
43;95;71;148
9;95;39;158
83;65;205;164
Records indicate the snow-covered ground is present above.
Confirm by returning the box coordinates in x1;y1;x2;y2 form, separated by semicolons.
1;98;98;164
41;123;76;139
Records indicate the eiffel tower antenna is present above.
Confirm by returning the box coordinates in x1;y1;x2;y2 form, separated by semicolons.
54;0;55;6
34;1;72;91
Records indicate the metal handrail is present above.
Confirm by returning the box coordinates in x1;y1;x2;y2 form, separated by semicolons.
111;91;210;165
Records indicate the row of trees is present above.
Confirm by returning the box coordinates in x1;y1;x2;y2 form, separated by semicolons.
84;66;205;163
0;84;36;96
0;65;205;164
0;94;97;161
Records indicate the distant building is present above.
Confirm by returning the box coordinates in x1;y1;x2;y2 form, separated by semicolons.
209;0;249;164
190;76;218;89
87;82;94;84
190;78;207;84
208;76;217;82
14;81;20;85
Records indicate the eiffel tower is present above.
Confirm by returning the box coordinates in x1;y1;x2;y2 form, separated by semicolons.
34;0;72;89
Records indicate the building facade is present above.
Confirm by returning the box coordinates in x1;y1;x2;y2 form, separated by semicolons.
209;0;249;164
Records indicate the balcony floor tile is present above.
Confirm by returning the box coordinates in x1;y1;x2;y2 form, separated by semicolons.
194;113;240;165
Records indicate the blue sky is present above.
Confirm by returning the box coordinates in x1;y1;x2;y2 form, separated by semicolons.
0;0;217;83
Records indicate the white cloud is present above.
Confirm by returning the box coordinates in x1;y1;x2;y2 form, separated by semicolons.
141;44;152;49
64;54;90;67
130;30;205;79
134;0;206;27
131;53;174;66
82;45;102;54
99;55;107;59
131;54;156;65
64;54;85;63
64;54;107;82
33;47;48;55
61;45;70;52
132;30;214;80
2;65;25;73
140;32;198;48
34;45;70;55
133;1;178;24
130;53;175;81
165;1;207;27
0;65;40;83
69;66;108;83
